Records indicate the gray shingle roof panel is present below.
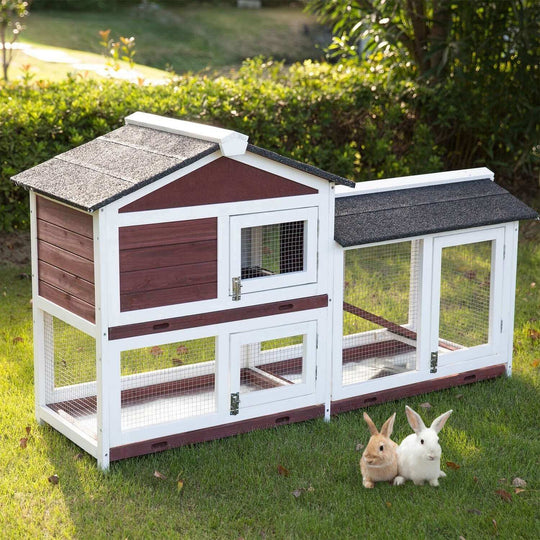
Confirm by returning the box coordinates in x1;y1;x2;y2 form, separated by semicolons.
11;124;353;211
247;144;354;187
11;125;221;212
335;180;538;247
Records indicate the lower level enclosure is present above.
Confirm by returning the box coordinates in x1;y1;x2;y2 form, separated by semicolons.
36;223;516;468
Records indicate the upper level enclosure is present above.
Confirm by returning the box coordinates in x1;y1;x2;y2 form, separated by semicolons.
11;112;537;469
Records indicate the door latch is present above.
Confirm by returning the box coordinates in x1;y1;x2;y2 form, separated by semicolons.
230;392;240;415
232;277;242;301
430;352;438;373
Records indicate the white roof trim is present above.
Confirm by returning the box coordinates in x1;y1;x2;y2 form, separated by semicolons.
125;111;249;157
335;167;494;197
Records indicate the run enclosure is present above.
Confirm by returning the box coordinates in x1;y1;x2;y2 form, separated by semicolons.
12;113;536;468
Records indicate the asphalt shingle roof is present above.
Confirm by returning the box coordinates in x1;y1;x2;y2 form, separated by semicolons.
334;179;538;247
11;124;353;212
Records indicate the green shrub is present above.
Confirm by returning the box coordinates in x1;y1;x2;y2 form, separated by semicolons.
1;59;442;231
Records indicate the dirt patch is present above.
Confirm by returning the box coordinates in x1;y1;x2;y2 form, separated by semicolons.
0;230;31;267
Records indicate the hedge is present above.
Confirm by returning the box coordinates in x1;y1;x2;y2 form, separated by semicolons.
0;59;442;231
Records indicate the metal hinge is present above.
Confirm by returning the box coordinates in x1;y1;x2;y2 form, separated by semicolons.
430;352;438;373
230;392;240;415
231;277;242;301
500;319;503;332
503;245;506;259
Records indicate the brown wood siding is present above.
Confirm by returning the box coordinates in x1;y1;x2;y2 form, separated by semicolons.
119;218;218;311
331;364;506;414
119;157;318;213
109;294;328;340
110;404;325;461
36;196;95;323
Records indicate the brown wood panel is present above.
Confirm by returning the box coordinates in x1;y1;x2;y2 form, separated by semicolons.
119;218;217;250
36;195;93;238
38;240;94;283
343;302;418;341
119;157;319;213
331;364;506;414
342;341;415;364
120;281;217;311
119;240;217;272
37;219;94;261
39;260;95;305
110;295;328;339
110;404;325;461
120;260;217;294
39;281;95;323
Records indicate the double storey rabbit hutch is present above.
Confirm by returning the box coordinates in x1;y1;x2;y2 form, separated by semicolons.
12;112;537;468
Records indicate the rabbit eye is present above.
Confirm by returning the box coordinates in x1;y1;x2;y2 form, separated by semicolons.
420;439;424;445
379;445;384;452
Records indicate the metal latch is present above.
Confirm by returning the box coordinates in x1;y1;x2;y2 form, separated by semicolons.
232;277;242;301
430;352;438;373
230;392;240;415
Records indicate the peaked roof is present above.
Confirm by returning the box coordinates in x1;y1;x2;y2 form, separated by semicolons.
11;112;353;212
334;179;538;247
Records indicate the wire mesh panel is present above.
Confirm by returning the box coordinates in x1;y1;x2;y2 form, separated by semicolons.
239;334;305;394
438;241;492;353
241;221;304;279
44;314;98;439
342;241;419;385
120;337;217;431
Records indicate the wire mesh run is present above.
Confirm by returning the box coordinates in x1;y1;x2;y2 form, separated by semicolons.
438;241;492;353
240;334;305;393
44;314;98;439
241;221;304;279
120;337;217;431
342;241;419;385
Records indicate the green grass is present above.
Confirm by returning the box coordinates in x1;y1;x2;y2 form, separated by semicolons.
9;5;326;82
0;230;538;538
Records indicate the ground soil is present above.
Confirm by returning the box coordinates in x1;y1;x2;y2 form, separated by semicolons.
0;230;31;267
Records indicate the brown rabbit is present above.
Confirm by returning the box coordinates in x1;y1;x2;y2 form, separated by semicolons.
360;411;398;488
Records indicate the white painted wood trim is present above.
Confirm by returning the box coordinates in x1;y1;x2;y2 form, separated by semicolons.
34;296;96;337
335;167;494;196
502;222;519;376
39;406;97;458
30;192;47;421
125;112;248;156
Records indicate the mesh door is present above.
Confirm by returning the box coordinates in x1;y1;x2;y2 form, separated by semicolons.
342;241;419;385
120;337;217;431
44;315;98;438
438;241;492;353
241;221;304;279
240;335;305;393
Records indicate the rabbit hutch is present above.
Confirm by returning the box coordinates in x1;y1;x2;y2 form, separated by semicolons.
12;112;537;468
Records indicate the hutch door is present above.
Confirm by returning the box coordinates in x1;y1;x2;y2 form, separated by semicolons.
430;228;505;369
229;321;317;413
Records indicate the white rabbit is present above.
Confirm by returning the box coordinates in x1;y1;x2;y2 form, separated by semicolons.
393;405;453;487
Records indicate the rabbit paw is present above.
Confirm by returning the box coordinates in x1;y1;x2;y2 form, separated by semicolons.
393;476;405;486
363;479;375;489
429;478;440;487
439;471;447;478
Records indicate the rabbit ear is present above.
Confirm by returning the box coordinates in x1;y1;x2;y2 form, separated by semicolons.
430;410;453;433
405;405;426;434
380;412;396;438
363;412;379;436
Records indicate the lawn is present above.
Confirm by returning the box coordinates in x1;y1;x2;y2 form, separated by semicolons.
9;4;327;82
0;226;538;538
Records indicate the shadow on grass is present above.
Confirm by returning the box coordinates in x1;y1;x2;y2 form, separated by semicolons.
42;372;539;538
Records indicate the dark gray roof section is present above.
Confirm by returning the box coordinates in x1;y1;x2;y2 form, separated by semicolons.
11;123;354;213
335;179;538;247
247;144;354;187
11;125;219;212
